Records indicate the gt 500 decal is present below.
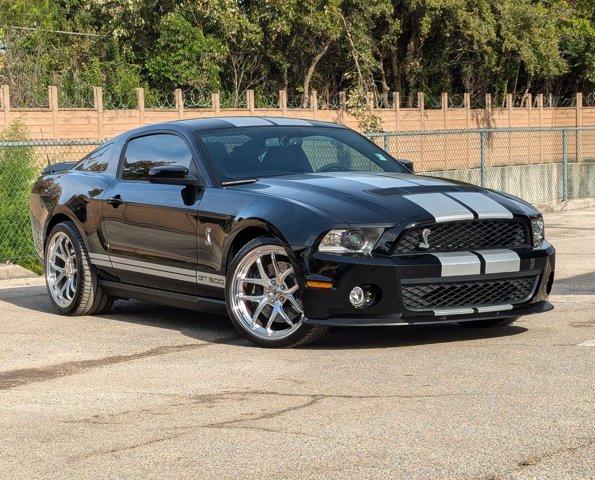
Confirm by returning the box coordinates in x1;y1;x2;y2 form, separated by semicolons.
89;253;225;287
197;272;225;287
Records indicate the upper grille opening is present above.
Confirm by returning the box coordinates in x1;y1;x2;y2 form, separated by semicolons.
393;220;531;254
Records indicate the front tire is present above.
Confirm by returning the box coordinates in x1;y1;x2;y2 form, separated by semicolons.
45;221;114;315
225;237;328;347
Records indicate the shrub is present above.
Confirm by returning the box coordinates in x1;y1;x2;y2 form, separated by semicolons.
0;121;42;273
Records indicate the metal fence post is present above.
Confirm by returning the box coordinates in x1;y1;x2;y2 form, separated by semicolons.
479;130;487;187
562;129;568;202
383;133;389;153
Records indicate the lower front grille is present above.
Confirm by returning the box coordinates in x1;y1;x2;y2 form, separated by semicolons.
401;276;538;311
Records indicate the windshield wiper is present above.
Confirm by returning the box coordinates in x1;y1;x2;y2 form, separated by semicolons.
221;178;259;187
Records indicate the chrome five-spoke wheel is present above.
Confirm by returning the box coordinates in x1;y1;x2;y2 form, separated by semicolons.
46;231;78;308
230;245;304;340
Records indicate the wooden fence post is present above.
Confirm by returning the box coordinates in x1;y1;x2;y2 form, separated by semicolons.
393;92;400;133
441;93;448;167
93;86;104;140
246;90;255;114
279;90;287;115
339;91;347;125
211;92;220;115
576;92;583;161
537;94;543;163
418;92;425;131
136;88;145;126
175;88;184;119
1;85;10;128
48;86;58;139
463;93;471;168
310;90;318;119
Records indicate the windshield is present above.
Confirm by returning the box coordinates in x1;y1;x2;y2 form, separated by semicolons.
196;126;408;181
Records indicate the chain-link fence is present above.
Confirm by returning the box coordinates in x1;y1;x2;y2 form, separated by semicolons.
0;140;101;269
369;127;595;206
0;127;593;269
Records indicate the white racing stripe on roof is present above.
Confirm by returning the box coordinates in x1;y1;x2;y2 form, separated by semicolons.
265;117;313;126
343;175;418;189
403;193;474;222
478;249;521;274
221;117;275;127
432;252;481;277
447;192;513;219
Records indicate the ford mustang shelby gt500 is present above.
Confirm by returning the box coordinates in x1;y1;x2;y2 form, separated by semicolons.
30;117;555;347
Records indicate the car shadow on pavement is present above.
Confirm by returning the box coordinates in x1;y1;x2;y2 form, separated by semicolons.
0;283;528;350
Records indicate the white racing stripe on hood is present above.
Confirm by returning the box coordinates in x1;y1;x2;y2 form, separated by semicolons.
343;175;419;189
403;193;474;222
447;192;513;219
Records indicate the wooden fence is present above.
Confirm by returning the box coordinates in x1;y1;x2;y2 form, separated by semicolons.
0;85;593;140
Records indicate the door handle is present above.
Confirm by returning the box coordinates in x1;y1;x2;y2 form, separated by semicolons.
106;194;123;207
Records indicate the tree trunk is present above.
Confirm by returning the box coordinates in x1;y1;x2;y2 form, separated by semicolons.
302;42;330;108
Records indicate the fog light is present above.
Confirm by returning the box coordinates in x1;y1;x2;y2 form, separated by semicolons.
349;286;375;309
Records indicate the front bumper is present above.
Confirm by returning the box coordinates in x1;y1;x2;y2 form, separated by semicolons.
300;241;555;327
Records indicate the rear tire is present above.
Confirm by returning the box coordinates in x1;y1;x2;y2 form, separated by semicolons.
44;221;114;316
457;317;518;328
225;237;329;347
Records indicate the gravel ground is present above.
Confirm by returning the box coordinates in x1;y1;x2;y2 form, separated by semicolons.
0;208;593;480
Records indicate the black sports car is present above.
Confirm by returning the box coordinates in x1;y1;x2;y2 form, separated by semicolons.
30;117;555;347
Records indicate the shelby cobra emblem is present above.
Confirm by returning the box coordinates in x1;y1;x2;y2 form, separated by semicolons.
418;228;432;250
29;116;555;347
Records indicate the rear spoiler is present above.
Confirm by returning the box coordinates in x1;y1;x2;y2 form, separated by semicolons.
42;161;77;175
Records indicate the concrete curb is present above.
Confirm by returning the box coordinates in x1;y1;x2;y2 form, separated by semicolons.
0;263;40;281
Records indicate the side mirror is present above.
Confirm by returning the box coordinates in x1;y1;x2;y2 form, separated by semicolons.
148;165;202;187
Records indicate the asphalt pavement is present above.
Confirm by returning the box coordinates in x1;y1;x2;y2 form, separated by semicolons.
0;208;593;479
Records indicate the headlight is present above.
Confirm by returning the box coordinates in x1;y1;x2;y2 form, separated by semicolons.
318;228;384;254
531;218;545;248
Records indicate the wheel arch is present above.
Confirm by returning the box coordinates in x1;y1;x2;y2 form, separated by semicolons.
44;211;87;250
223;218;291;271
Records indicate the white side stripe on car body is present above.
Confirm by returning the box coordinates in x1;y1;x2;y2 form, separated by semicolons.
88;253;226;287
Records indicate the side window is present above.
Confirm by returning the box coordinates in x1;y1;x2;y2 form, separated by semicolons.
121;134;193;181
301;136;383;172
74;143;113;172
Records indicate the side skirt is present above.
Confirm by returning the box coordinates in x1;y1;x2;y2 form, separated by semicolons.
98;280;228;315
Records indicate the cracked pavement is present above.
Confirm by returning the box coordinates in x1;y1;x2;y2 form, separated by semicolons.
0;208;593;480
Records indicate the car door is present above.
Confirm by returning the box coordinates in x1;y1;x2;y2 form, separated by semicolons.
102;131;202;295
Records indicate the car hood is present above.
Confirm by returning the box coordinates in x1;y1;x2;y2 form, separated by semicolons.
234;172;539;225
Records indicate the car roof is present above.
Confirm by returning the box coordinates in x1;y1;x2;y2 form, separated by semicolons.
179;116;346;131
112;116;347;141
